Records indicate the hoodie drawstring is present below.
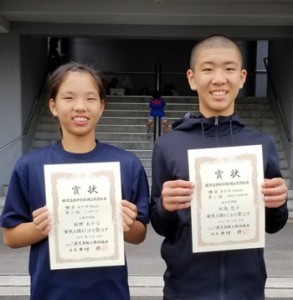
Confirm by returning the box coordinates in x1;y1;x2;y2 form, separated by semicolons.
200;117;235;147
229;119;234;146
200;121;206;147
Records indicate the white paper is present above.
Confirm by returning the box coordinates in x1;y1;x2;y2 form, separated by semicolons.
188;145;265;253
44;162;125;269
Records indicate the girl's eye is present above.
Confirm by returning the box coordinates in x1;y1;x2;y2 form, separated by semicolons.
63;97;73;101
88;98;97;101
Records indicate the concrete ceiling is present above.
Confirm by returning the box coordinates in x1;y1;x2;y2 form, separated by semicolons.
1;0;293;39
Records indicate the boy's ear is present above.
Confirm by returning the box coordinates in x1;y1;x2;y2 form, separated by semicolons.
49;98;58;117
239;69;247;89
186;69;197;91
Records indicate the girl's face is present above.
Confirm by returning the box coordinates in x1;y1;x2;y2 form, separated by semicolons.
187;47;247;117
49;71;104;141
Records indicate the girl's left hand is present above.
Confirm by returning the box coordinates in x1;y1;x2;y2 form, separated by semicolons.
121;200;137;232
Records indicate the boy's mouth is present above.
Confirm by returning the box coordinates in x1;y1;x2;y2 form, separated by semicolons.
210;90;227;96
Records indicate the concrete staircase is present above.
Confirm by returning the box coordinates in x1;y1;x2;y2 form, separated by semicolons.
32;95;292;213
1;96;291;214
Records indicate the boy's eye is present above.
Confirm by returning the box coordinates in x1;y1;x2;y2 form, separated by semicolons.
63;97;73;100
88;98;97;101
202;68;212;72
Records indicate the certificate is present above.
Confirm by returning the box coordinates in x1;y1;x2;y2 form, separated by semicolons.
188;145;265;253
44;162;125;269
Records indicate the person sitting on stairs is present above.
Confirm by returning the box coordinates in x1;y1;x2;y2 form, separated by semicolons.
146;91;169;138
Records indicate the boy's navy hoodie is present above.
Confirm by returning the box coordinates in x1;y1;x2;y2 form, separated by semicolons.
150;113;288;300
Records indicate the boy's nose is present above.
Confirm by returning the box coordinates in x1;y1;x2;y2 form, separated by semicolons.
212;69;226;84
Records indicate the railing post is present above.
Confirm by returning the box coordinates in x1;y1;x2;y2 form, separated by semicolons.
154;116;161;142
155;61;161;93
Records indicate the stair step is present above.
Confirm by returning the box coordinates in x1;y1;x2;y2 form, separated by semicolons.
104;95;269;104
103;102;272;111
37;123;149;133
32;139;155;150
100;110;274;118
39;115;278;126
34;132;155;142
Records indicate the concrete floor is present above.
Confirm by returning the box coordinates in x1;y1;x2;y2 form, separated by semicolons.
0;220;293;299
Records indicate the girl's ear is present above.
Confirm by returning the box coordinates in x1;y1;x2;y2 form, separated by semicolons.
49;98;58;117
100;100;105;117
186;69;197;91
102;101;105;114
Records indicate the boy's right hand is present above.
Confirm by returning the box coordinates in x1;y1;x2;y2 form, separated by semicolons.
162;180;194;212
32;206;52;236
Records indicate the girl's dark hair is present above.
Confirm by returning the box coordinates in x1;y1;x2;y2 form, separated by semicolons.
152;90;161;99
47;62;106;102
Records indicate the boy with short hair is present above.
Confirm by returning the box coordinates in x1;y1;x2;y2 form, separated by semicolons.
150;35;288;299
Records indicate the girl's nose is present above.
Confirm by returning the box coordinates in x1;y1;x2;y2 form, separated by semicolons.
73;99;87;111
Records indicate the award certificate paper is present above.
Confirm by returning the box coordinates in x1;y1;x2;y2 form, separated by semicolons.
44;162;124;269
188;145;265;253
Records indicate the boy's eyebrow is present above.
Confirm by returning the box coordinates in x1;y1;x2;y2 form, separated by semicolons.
224;61;239;65
199;60;240;66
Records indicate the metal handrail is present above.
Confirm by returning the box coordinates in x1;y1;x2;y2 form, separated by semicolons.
0;64;178;151
153;116;161;143
103;70;184;76
0;75;48;153
263;57;293;145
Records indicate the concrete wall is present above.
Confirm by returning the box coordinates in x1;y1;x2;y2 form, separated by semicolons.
0;34;22;194
0;34;48;194
268;40;293;178
70;38;194;95
20;36;49;151
255;41;268;97
70;38;258;97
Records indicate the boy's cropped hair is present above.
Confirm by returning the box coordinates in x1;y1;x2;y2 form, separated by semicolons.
189;35;244;69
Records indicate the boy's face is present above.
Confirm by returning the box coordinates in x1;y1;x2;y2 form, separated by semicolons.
187;46;247;117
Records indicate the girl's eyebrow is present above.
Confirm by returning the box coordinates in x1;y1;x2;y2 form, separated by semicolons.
59;91;74;95
86;91;99;95
59;91;98;95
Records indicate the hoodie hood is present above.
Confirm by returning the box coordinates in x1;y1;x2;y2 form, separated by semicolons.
172;112;246;131
172;112;246;147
